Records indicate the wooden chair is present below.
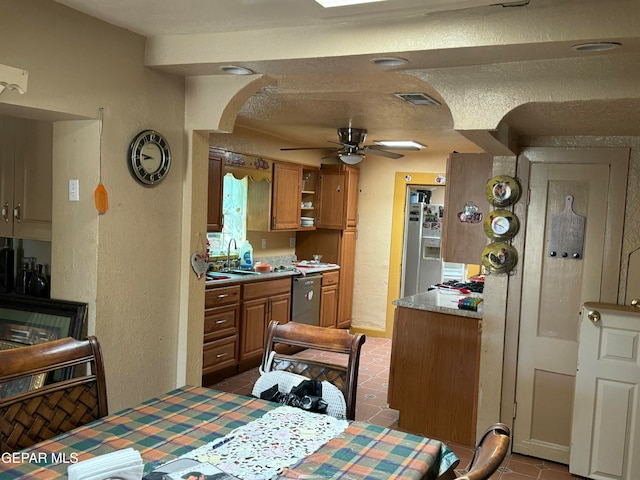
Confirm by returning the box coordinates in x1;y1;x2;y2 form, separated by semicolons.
260;320;366;420
456;423;511;480
0;336;108;453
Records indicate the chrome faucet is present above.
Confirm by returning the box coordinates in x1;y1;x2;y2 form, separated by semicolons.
225;238;237;272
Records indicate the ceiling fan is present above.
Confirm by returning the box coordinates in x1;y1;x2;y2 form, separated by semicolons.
280;127;411;165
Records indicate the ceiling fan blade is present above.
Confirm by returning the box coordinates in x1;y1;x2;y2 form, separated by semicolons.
280;146;338;151
362;146;404;159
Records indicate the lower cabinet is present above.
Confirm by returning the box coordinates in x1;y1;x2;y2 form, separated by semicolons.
202;284;240;377
239;277;291;369
320;270;339;328
388;306;481;446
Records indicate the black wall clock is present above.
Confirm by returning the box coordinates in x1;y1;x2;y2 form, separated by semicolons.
128;129;171;186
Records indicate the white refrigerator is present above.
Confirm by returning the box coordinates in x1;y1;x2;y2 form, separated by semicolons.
401;203;444;297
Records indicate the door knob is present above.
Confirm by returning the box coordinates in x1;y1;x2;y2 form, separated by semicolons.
587;310;601;323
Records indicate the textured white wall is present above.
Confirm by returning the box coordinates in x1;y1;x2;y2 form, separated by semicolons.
2;0;185;411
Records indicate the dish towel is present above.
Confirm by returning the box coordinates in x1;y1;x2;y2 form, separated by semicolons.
67;448;144;480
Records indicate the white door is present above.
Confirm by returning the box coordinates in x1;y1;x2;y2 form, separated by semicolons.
513;162;610;463
570;303;640;480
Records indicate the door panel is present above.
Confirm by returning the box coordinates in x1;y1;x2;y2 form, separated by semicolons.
514;163;608;463
570;303;640;480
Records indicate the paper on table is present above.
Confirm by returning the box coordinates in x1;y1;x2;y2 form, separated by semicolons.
67;448;143;480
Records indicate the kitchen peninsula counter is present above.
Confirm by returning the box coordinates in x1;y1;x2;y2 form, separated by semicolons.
392;289;483;319
389;289;482;446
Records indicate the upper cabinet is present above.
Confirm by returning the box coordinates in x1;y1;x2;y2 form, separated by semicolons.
316;164;360;230
271;162;303;230
441;152;493;265
207;149;224;233
0;116;52;241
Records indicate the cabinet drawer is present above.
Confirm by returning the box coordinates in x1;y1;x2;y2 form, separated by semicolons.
322;270;339;286
203;337;237;374
204;305;238;342
205;285;241;308
243;277;291;300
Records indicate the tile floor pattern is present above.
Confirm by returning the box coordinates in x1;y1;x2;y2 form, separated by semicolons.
212;336;587;480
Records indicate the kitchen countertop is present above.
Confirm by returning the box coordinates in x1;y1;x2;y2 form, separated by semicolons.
393;289;483;319
205;263;340;287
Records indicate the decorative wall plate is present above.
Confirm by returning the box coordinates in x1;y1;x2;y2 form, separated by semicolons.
481;242;518;274
485;175;521;207
483;209;520;241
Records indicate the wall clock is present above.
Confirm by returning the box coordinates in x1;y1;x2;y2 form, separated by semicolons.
483;209;520;241
128;129;171;186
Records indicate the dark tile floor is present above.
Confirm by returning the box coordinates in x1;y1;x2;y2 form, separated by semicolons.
212;336;585;479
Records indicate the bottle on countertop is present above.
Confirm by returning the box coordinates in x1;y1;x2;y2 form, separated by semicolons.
15;261;32;294
0;238;14;293
239;240;254;270
28;263;49;298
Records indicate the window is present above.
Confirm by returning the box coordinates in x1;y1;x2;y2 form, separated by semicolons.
207;173;247;255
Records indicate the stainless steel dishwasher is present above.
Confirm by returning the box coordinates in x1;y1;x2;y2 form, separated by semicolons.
291;274;321;326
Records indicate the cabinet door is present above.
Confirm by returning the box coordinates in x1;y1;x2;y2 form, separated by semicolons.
0;116;15;238
272;162;302;230
269;292;291;326
12;118;52;241
337;229;356;329
207;151;224;232
441;153;493;265
320;285;338;328
240;297;268;362
317;169;345;229
344;166;360;228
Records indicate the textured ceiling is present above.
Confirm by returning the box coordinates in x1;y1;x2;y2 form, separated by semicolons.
54;0;640;158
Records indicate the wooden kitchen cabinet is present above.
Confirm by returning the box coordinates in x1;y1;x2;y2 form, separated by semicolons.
317;164;359;229
202;284;240;379
271;162;303;230
336;229;356;329
0;116;52;241
207;148;224;232
320;270;339;328
388;306;481;446
239;277;291;368
441;152;493;265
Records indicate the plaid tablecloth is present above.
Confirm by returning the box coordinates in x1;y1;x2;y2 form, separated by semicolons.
0;386;457;479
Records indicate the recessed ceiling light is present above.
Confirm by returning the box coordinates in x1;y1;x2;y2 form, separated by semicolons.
316;0;385;7
374;140;426;150
371;57;408;67
220;65;254;75
571;42;621;52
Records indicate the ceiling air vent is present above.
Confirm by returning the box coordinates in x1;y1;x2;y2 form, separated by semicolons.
394;93;441;106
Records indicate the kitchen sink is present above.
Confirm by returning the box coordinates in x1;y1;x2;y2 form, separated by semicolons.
228;269;261;275
206;273;231;281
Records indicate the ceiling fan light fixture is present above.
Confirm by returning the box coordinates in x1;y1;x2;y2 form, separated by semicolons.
571;42;621;52
220;65;254;75
394;92;441;106
371;57;408;67
338;153;365;165
374;140;426;149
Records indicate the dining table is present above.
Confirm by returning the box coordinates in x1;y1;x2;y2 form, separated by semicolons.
0;385;458;479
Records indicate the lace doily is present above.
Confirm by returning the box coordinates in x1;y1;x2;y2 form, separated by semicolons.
186;406;348;480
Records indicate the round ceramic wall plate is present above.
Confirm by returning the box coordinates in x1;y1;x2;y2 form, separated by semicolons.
481;242;518;274
485;175;521;207
483;209;520;241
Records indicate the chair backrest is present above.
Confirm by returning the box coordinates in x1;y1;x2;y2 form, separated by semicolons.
457;423;511;480
0;336;108;453
261;320;365;420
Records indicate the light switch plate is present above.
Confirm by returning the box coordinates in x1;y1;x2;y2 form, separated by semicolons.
69;179;79;201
